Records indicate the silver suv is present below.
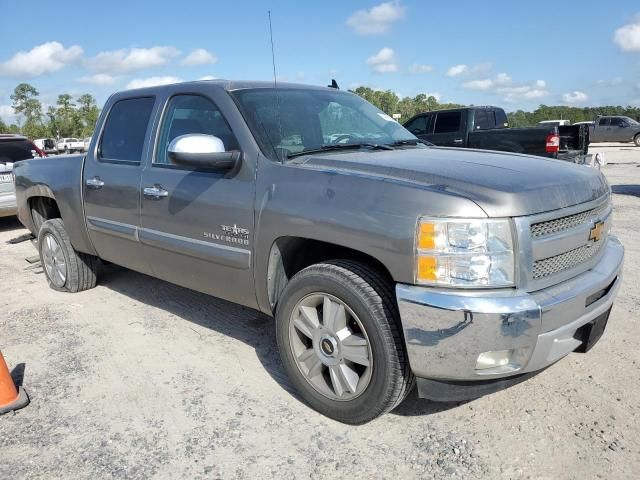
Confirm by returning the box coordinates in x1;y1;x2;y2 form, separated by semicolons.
0;134;45;217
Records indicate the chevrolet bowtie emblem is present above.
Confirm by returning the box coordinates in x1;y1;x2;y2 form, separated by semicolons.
589;221;605;243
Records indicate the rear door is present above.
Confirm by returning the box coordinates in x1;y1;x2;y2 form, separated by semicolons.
425;111;465;147
138;89;256;306
82;96;157;274
608;117;629;142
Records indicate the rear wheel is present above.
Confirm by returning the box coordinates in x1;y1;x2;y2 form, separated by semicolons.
275;260;414;424
634;134;640;147
38;218;98;292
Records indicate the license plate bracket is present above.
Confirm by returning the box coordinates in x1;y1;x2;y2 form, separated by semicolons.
574;308;611;353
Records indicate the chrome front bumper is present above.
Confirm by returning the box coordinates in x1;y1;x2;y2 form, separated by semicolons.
396;235;624;382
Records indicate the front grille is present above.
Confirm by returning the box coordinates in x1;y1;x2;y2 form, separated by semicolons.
531;204;608;238
532;240;604;279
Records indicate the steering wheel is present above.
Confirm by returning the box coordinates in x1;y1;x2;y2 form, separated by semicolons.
330;134;356;144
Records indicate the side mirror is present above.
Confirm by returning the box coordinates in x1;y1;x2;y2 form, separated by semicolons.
168;134;241;171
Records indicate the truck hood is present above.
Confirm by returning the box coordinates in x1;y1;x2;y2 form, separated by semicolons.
295;146;609;217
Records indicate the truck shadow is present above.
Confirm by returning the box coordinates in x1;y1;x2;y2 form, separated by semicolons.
98;263;462;418
611;184;640;198
0;216;24;233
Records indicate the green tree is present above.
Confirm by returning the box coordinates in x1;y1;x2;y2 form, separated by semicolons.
55;93;78;137
77;93;100;137
10;83;44;138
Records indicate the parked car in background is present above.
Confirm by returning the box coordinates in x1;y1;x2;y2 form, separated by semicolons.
33;138;57;154
12;81;623;423
0;134;46;217
83;137;92;152
404;106;590;165
538;119;570;127
56;137;84;153
590;116;640;145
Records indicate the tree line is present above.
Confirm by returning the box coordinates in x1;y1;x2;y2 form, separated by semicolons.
349;86;640;126
2;83;639;138
0;83;100;140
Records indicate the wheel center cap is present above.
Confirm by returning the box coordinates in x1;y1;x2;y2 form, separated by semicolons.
319;335;338;358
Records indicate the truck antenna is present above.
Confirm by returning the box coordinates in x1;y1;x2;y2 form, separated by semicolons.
268;10;277;89
267;10;284;163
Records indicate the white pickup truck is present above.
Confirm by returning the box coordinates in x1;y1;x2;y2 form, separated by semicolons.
56;138;84;153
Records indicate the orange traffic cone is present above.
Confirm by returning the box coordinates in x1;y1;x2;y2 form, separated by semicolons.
0;351;29;415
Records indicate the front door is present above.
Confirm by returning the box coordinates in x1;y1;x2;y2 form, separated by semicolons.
82;96;156;274
138;92;256;306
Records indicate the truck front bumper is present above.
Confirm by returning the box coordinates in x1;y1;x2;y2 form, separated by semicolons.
396;235;624;400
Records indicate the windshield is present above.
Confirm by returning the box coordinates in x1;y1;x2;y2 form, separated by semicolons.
231;88;417;161
622;117;639;125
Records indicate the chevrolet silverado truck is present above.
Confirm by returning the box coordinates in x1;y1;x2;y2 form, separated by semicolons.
13;81;624;424
590;116;640;145
404;106;590;164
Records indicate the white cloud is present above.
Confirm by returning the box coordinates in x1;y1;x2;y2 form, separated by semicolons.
126;76;183;90
562;91;589;104
181;48;217;66
77;73;116;86
0;41;83;77
596;77;624;86
462;72;512;91
0;105;16;122
408;63;433;74
88;46;180;73
347;1;406;35
613;16;640;52
446;64;468;77
463;79;494;90
198;75;218;81
366;47;398;73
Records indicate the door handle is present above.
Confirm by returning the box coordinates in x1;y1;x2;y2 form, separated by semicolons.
453;138;463;144
143;185;169;200
86;177;105;189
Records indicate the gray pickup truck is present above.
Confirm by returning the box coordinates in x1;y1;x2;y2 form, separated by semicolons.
13;81;624;424
590;116;640;145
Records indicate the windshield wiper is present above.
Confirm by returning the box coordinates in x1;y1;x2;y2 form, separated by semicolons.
286;143;394;159
387;138;433;147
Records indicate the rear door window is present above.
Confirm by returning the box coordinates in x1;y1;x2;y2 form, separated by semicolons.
598;118;610;126
0;140;36;164
434;112;462;134
99;97;155;163
473;110;491;130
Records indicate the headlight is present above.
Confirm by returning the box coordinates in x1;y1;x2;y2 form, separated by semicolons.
415;217;515;287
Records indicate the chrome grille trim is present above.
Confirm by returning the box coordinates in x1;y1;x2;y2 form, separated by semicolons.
514;194;612;292
531;204;608;238
532;241;605;279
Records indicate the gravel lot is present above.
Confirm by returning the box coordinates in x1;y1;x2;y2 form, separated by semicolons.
1;143;639;479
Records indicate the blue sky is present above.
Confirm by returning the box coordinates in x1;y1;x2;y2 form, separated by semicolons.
1;0;639;123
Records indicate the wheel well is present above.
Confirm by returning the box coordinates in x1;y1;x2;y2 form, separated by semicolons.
266;237;394;312
29;196;61;223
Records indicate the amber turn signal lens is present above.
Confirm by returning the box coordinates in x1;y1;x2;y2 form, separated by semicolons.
418;222;436;249
417;256;437;281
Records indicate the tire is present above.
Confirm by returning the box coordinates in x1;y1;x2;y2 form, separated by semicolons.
275;260;414;424
37;218;98;293
634;134;640;147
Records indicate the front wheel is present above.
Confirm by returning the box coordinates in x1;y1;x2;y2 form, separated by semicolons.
634;134;640;147
275;260;414;424
38;218;98;292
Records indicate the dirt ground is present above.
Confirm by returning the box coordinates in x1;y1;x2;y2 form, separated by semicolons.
1;143;639;479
